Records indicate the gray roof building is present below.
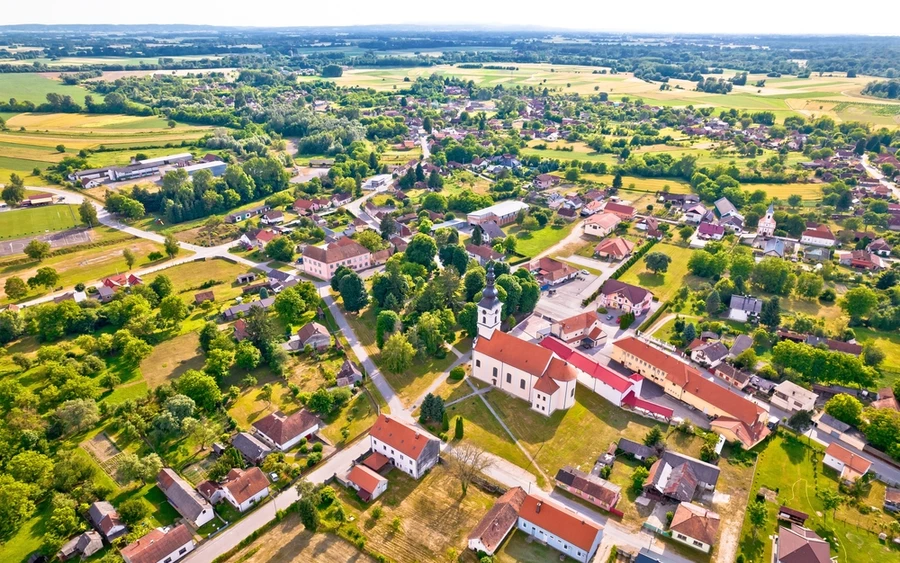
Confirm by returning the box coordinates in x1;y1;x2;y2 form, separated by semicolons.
616;438;656;460
157;468;214;527
231;432;273;465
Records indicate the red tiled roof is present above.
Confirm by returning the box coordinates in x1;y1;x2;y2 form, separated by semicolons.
541;337;632;393
554;311;600;339
362;452;390;472
223;467;269;505
369;414;438;461
121;524;193;563
594;237;635;258
603;202;635;217
518;494;602;552
825;443;872;475
348;464;386;496
670;502;720;545
252;409;320;447
474;330;553;378
303;239;369;264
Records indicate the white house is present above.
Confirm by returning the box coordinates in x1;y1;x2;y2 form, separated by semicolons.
583;212;620;238
221;467;270;512
800;224;836;247
550;311;605;347
669;502;720;554
252;409;321;451
369;414;440;479
346;464;389;502
597;279;653;315
157;469;214;528
770;381;818;414
823;442;872;483
516;494;603;563
121;524;195;563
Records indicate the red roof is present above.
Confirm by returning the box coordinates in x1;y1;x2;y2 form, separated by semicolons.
369;414;438;461
362;452;390;472
348;464;386;496
223;467;269;504
540;337;632;392
825;443;872;475
519;494;602;552
603;201;635;217
622;390;674;418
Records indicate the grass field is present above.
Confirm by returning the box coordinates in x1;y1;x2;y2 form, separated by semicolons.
737;433;899;563
506;220;579;258
618;243;699;302
0;204;80;239
0;72;90;104
854;328;900;389
140;332;204;388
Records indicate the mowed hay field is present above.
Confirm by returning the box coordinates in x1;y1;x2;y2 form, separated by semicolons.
0;112;209;185
0;72;91;104
0;204;79;239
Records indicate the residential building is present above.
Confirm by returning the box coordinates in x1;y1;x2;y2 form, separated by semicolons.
239;228;277;250
252;409;321;451
302;237;371;281
763;237;787;258
467;487;527;556
617;438;656;461
714;197;739;218
690;341;729;368
644;450;721;502
800;224;836;247
871;387;899;411
669;502;720;553
555;466;621;512
58;531;104;561
757;203;777;237
814;412;851;439
866;238;892;257
88;501;126;541
719;214;744;233
516;494;603;563
550;311;605;347
728;334;753;358
194;290;214;305
529;257;577;286
231;432;272;465
260;210;284;225
466;243;504;265
771;381;818;414
611;337;770;449
121;524;195;563
336;360;363;387
369;414;440;479
683;204;709;224
597;279;653;315
157;469;214;527
839;249;887;270
697;222;725;240
221;297;275;321
346;464;388;502
225;205;270;224
728;295;762;322
774;525;832;563
534;173;561;189
478;220;506;242
220;467;270;512
282;322;331;352
102;273;143;289
594;236;635;260
823;442;871;483
602;201;636;220
467;200;529;226
884;487;900;513
715;363;751;391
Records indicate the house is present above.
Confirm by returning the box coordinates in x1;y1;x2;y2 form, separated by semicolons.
558;206;578;220
283;322;331;352
823;442;871;482
771;381;818;414
550;311;605;347
369;414;440;479
697;222;725;240
467;200;529;226
871;387;899;411
516;493;604;563
597;279;653;315
757;203;777;237
866;238;892;257
22;192;55;206
293;199;323;214
302;238;371;281
478;220;506;242
805;335;863;356
467;487;527;556
581;200;605;216
529;257;577;286
220;467;270;512
690;341;729;368
260;210;284;225
239;228;277;250
121;524;195;563
616;438;655;461
612;337;770;449
555;466;621;512
594;236;635;260
88;501;126;541
683;204;709;224
713;197;739;218
645;450;721;502
884;487;900;513
669;502;720;553
472;272;578;416
225;205;270;224
58;531;104;561
102;273;143;289
774;525;832;563
728;295;762;322
719;214;744;233
336;359;363;387
194;291;215;305
728;334;753;358
95;285;116;303
231;432;272;465
803;246;830;262
236;273;257;285
534;173;561;189
253;409;321;451
715;363;752;391
389;236;408;253
603;201;636;220
814;412;851;438
233;318;249;341
465;243;504;266
643;217;663;240
839;249;887;270
221;297;275;321
800;224;836;247
157;468;214;527
346;464;388;502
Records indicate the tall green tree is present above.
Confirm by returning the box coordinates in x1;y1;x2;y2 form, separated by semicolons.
338;271;368;313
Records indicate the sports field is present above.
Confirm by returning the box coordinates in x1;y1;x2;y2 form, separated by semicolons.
0;204;79;239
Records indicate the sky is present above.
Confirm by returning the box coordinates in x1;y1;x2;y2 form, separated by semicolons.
5;0;900;36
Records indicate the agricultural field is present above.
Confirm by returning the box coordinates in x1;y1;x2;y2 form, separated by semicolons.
0;72;90;104
0;204;80;239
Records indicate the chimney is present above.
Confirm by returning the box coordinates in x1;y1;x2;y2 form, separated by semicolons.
536;501;542;513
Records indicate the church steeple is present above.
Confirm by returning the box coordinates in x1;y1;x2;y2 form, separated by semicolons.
477;264;502;339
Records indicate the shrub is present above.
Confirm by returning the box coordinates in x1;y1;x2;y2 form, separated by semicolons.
312;442;323;453
148;251;164;261
449;366;465;381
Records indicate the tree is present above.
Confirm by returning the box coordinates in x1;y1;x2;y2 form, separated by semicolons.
24;239;51;261
687;250;727;278
455;416;464;439
149;274;174;299
678;225;694;242
682;322;696;343
79;200;98;226
298;497;320;532
265;236;295;262
4;277;27;300
122;248;136;270
795;272;823;299
612;172;623;190
824;394;863;426
176;370;223;411
747;500;768;538
274;286;311;324
820;489;842;521
382;332;414;374
751;257;794;295
376;310;401;348
338;270;368;313
787;194;802;208
631;466;649;494
235;341;262;371
1;178;26;206
118;498;150;526
463;268;486;302
760;297;781;329
163;234;180;258
122;337;152;366
705;289;721;315
840;286;878;320
644;252;671;274
449;444;492;496
644;426;664;447
159;294;188;326
204;348;234;380
54;399;100;434
0;475;36;538
862;342;885;368
787;409;814;433
861;407;900;452
419;393;446;424
406;233;438;268
27;267;59;289
7;451;54;490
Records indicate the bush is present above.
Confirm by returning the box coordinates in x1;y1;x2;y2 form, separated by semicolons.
148;251;164;261
312;442;323;453
449;366;465;381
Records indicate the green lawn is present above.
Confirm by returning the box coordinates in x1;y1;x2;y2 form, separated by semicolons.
854;328;900;388
0;73;90;104
618;243;700;302
0;204;80;239
737;433;898;563
507;220;579;258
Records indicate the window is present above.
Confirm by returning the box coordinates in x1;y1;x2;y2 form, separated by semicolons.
693;540;703;547
492;367;497;378
476;359;481;368
571;388;575;397
179;547;188;555
520;379;526;389
677;534;687;541
506;373;512;383
482;316;486;323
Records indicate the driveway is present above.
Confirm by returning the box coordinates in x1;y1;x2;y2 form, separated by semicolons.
533;274;600;320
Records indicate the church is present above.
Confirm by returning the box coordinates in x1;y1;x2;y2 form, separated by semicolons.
757;203;777;237
470;266;577;416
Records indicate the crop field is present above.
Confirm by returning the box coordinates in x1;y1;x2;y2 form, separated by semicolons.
0;204;80;239
0;72;91;104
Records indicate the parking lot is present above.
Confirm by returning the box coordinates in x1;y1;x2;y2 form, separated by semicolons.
0;228;93;257
533;272;604;321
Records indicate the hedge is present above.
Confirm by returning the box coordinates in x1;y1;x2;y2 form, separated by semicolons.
581;238;657;307
637;301;670;333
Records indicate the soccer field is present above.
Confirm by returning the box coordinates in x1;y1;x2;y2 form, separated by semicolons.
0;204;80;239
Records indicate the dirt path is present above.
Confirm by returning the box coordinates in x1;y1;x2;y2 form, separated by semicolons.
644;313;676;336
534;219;587;261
